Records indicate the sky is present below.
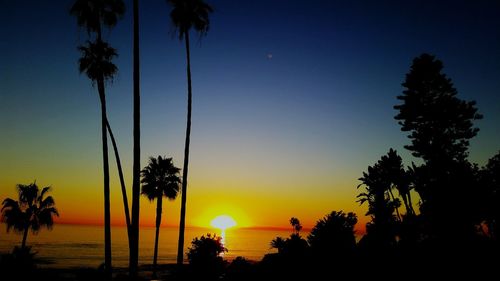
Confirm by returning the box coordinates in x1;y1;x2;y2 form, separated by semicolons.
1;0;500;231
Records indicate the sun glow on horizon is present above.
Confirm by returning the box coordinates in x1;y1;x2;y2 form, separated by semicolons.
210;215;237;231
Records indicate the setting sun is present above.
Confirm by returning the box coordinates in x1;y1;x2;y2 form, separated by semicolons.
210;215;237;230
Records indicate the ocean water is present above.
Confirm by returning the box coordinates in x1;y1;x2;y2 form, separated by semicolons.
0;224;293;268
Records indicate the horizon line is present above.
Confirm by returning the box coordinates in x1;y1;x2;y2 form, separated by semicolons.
54;221;309;232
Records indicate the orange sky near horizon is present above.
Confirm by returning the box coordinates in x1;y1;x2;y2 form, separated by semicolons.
4;0;500;242
0;166;369;233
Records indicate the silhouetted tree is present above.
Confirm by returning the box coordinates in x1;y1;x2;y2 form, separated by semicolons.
270;236;286;253
141;156;181;278
290;217;302;234
225;256;254;281
105;120;131;234
395;54;482;241
267;233;309;280
1;182;59;249
168;0;213;266
394;53;482;164
187;233;227;279
358;150;404;247
480;151;500;240
130;0;141;276
270;217;309;261
384;149;415;217
307;211;357;259
70;0;125;40
71;1;125;277
77;38;117;276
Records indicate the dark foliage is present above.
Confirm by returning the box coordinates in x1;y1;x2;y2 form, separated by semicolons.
479;151;500;240
225;257;255;281
141;155;181;278
394;53;482;163
1;182;59;248
187;234;227;279
307;211;357;259
357;149;404;247
168;0;213;39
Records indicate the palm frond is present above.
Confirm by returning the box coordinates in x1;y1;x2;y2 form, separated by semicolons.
1;182;58;238
168;0;213;40
141;155;181;201
38;186;51;203
70;0;125;35
78;39;118;83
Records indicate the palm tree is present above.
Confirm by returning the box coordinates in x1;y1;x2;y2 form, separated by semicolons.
1;182;59;249
357;151;404;247
290;217;302;234
167;0;213;265
71;1;125;277
130;0;141;276
140;156;181;278
77;38;117;277
106;120;131;233
70;0;125;41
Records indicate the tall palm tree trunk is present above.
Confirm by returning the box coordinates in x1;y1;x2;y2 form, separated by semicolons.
152;197;163;278
21;225;29;248
130;0;141;277
106;120;131;235
98;78;112;279
177;30;192;266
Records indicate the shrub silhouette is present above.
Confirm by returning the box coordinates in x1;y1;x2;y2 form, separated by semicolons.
225;256;254;281
270;217;309;259
308;211;357;260
187;233;227;279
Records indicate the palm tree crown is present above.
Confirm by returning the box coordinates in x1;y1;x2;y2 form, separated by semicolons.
70;0;125;35
140;156;181;277
78;39;118;84
141;156;181;201
1;182;59;247
169;0;213;39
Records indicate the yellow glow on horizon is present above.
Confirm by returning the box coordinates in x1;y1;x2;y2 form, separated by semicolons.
210;215;236;230
193;203;252;229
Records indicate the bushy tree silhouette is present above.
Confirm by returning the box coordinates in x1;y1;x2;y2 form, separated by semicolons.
187;233;227;279
270;217;309;260
225;256;254;281
357;149;404;247
307;211;357;259
394;53;482;163
480;151;500;240
395;54;483;241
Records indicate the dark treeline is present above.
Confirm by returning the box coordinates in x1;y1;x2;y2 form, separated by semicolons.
1;51;499;281
169;53;500;281
1;0;499;279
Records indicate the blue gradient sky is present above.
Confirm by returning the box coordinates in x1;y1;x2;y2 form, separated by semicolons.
1;0;500;229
